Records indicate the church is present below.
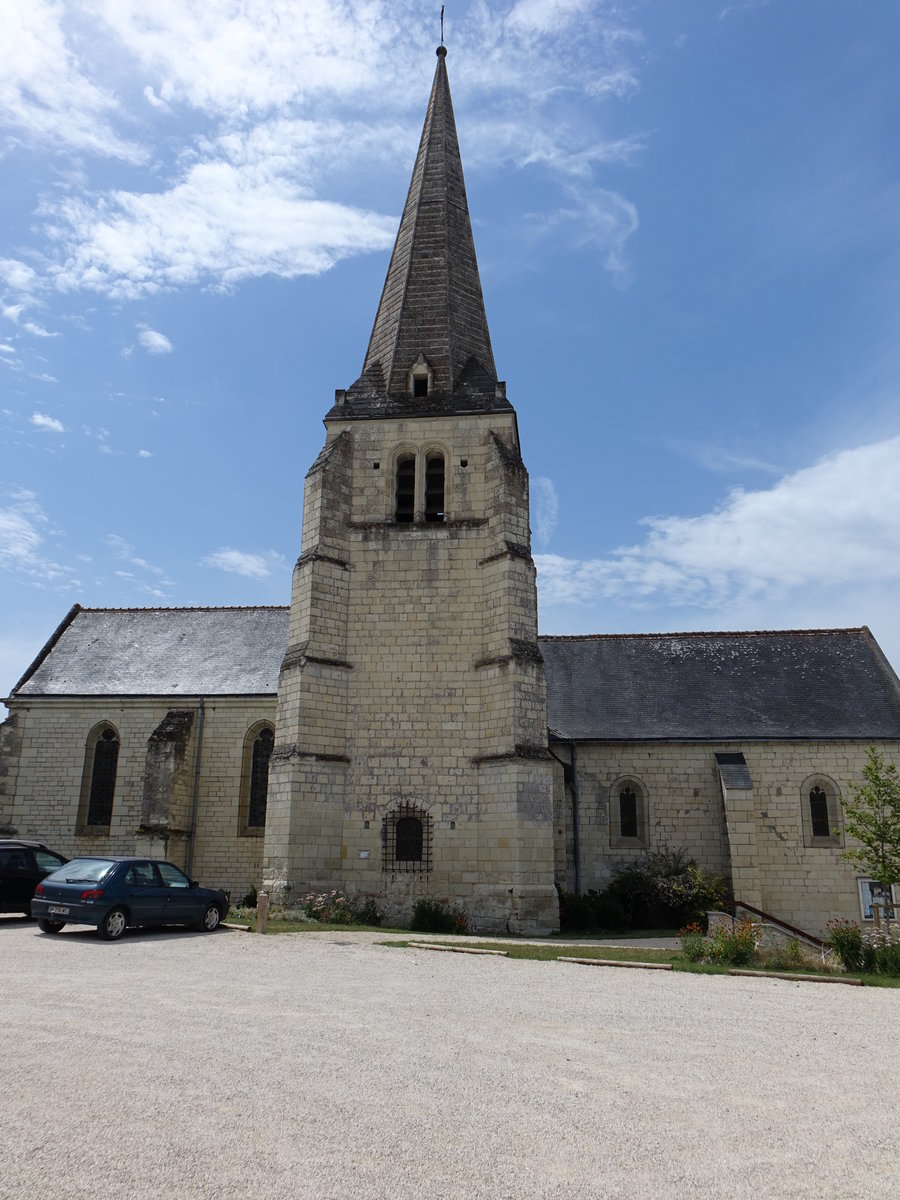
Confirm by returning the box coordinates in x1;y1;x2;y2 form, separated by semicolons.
2;48;899;937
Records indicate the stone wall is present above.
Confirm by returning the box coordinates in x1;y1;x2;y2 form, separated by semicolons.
551;738;900;936
265;408;558;933
2;695;275;902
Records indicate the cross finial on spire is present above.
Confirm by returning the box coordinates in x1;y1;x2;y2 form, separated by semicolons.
441;5;445;46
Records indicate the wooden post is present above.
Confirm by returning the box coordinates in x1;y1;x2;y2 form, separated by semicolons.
257;890;269;934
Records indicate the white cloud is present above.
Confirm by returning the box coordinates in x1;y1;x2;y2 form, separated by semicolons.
0;489;80;588
23;321;57;338
201;547;286;578
531;477;559;547
138;327;173;354
536;436;900;612
30;412;64;432
0;258;40;293
105;534;171;587
137;449;152;457
48;162;398;297
0;0;144;161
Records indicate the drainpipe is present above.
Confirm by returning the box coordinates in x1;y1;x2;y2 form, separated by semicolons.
548;740;582;896
185;697;205;878
569;739;581;895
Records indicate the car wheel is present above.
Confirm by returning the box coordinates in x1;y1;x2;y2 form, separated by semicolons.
199;903;221;932
99;907;128;941
38;919;65;934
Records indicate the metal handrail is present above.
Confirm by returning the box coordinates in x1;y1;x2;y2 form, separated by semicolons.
730;899;825;948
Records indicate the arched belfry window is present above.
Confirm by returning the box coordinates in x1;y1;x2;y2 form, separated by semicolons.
239;722;275;836
395;455;415;523
77;723;120;832
424;453;445;522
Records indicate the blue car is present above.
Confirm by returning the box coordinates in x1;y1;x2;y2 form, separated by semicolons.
31;857;229;940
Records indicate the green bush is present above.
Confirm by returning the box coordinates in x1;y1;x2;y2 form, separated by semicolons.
678;922;707;962
601;847;730;931
679;918;759;966
410;896;469;934
826;918;876;972
356;897;383;927
240;885;258;909
762;938;809;972
558;888;626;933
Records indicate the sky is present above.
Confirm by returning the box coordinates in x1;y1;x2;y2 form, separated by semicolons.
2;0;900;710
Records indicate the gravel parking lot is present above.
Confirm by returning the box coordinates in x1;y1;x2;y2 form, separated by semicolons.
2;920;897;1199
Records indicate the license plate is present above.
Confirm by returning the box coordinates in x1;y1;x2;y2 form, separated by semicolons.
48;906;69;915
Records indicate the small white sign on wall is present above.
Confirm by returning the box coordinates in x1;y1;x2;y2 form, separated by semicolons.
359;850;370;859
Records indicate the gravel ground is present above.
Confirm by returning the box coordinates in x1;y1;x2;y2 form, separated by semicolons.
1;920;897;1200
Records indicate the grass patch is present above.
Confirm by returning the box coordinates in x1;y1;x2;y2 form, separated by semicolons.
383;939;677;964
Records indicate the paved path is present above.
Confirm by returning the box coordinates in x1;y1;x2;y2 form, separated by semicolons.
1;921;896;1199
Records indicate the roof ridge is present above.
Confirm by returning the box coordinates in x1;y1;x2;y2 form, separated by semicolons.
78;605;290;614
538;628;869;642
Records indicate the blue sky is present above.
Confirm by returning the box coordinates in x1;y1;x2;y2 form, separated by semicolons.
2;0;900;708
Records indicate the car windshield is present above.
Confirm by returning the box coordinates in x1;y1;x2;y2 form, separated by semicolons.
46;858;116;884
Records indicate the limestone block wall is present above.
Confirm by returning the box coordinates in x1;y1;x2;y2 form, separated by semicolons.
554;738;900;936
4;695;275;903
265;408;558;932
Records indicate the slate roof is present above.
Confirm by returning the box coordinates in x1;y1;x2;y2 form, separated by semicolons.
335;47;506;420
13;610;900;742
541;629;900;742
11;605;289;698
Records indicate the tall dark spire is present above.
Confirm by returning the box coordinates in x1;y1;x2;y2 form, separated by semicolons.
340;47;507;418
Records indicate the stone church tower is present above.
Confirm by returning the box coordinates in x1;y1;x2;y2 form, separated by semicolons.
263;47;558;933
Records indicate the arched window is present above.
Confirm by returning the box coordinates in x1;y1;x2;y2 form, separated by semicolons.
619;786;639;839
77;723;120;832
801;775;842;846
609;777;649;848
424;453;445;522
248;727;274;828
383;804;432;872
239;722;275;836
395;455;415;523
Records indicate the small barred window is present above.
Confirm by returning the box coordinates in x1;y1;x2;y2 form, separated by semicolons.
383;804;432;873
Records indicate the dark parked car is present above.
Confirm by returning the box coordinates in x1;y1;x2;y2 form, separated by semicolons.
0;839;68;916
31;857;229;940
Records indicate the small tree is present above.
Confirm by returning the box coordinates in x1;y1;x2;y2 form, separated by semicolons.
841;747;900;922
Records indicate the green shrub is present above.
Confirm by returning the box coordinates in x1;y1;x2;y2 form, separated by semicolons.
240;885;258;909
680;918;759;966
865;925;900;976
761;937;809;972
356;897;383;927
826;918;874;972
603;846;731;930
678;922;707;963
410;896;469;934
302;889;355;924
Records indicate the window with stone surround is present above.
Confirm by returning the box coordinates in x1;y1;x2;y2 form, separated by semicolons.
800;774;842;847
383;803;432;873
76;723;120;834
395;454;415;523
609;776;649;848
424;452;445;522
238;722;274;836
